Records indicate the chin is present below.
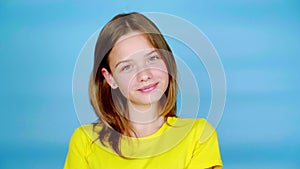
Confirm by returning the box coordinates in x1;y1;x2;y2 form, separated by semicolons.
131;95;164;105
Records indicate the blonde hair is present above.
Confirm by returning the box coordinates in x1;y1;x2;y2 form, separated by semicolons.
89;12;178;156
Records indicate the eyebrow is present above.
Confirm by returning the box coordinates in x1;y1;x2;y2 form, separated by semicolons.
114;49;158;68
114;59;133;68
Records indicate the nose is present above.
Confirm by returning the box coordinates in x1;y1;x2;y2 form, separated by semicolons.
137;68;152;82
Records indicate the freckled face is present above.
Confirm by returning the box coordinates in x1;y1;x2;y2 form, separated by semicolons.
105;33;169;106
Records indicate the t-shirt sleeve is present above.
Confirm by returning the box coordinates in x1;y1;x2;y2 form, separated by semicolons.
186;120;223;169
64;127;90;169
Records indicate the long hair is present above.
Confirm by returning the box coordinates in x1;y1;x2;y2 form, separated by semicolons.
89;12;178;157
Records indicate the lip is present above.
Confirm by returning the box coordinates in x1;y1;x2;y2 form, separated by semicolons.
137;82;159;93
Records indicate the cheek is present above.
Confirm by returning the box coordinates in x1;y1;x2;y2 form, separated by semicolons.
155;63;169;79
156;64;170;89
115;74;136;91
160;71;170;86
155;61;168;74
152;68;169;89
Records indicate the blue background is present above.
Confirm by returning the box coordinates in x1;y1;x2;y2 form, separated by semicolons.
1;0;299;168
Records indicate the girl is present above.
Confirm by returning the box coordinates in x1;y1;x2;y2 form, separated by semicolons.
64;12;223;169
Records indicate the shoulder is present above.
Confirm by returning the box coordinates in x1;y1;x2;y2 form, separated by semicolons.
168;117;217;143
72;124;94;135
69;123;101;145
168;117;213;130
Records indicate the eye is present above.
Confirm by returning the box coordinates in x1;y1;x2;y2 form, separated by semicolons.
120;64;133;72
148;55;160;62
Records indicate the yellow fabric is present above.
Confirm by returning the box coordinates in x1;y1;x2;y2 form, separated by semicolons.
64;117;223;169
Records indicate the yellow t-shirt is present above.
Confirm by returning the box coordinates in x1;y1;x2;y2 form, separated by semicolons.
64;117;223;169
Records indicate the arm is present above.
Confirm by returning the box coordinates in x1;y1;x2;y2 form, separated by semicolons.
186;120;223;169
64;127;90;169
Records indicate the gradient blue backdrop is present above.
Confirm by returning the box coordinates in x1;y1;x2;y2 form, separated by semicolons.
1;0;299;168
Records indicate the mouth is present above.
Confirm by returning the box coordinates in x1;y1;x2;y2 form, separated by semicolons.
137;82;159;93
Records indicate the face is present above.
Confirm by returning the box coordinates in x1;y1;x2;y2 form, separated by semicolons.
102;32;169;106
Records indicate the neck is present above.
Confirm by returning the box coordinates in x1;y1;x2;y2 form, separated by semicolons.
127;102;165;137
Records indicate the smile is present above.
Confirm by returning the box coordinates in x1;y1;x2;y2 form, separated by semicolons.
138;82;159;93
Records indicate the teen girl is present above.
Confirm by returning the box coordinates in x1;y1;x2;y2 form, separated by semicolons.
64;12;223;169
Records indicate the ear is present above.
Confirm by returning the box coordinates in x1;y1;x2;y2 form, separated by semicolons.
101;68;118;89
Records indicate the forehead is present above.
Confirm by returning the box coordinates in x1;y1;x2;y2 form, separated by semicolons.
109;32;155;63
